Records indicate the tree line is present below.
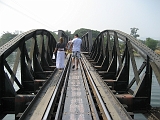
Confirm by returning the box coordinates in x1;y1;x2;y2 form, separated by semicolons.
0;28;100;47
0;29;160;55
0;32;18;47
130;28;160;54
50;28;100;41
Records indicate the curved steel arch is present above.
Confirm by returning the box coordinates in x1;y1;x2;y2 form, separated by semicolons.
89;30;160;83
114;30;160;68
0;29;57;117
84;29;160;115
0;28;57;87
0;29;56;58
92;30;160;66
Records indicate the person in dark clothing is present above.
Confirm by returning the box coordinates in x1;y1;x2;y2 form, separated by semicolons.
53;37;66;70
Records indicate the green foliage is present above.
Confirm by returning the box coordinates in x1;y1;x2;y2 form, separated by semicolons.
73;28;90;38
92;30;101;40
138;39;145;44
65;30;72;39
119;41;125;53
130;27;139;38
50;31;58;41
145;38;158;50
1;28;158;54
157;41;160;49
0;28;100;47
0;32;18;47
73;28;100;40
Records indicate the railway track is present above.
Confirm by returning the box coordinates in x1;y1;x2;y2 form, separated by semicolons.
19;54;132;120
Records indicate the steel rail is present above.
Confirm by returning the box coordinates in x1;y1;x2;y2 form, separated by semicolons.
79;59;100;120
81;57;112;120
19;69;58;120
54;56;71;120
42;55;71;120
81;53;133;120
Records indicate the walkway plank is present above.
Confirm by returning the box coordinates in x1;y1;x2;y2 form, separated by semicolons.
62;69;92;120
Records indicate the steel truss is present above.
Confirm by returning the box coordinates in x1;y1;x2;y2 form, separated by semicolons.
0;29;68;119
83;30;160;119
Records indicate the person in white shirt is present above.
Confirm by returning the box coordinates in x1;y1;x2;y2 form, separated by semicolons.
71;34;82;70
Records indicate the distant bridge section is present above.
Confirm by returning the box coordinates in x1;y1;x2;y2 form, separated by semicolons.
81;30;93;52
58;30;69;45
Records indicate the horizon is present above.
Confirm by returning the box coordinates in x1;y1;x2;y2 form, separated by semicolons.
0;28;159;41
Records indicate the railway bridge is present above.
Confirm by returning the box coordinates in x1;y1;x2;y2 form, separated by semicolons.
0;29;160;120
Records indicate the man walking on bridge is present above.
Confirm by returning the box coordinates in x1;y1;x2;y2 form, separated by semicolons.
71;34;82;70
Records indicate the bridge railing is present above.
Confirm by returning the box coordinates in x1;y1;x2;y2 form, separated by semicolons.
81;30;93;52
58;30;69;46
0;29;57;116
84;29;160;112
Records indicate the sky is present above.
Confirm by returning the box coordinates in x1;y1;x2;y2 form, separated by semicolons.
0;0;160;40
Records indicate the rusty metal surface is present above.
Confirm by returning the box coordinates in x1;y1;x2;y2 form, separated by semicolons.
62;69;92;120
126;40;140;84
114;30;160;68
1;28;160;120
54;65;69;120
19;69;61;120
81;54;133;120
79;60;100;120
82;29;160;119
144;107;160;120
81;31;93;52
0;29;57;118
